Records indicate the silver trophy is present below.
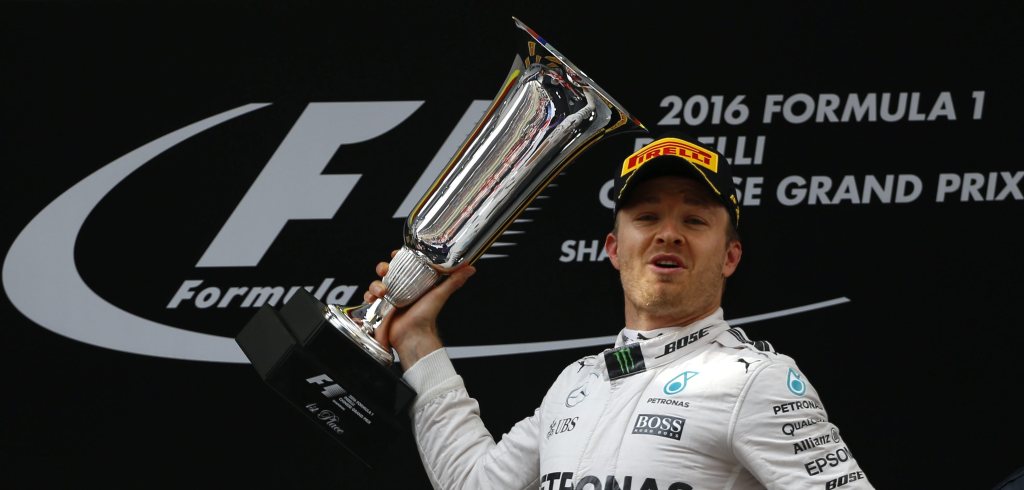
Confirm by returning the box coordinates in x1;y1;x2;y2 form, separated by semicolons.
326;17;646;365
234;16;648;469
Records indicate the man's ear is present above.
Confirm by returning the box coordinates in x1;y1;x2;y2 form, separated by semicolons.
605;232;621;270
722;239;742;278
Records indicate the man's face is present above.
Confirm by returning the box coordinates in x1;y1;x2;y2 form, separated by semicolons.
605;175;742;327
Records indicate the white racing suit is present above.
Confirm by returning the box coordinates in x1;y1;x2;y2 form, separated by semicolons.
403;309;872;489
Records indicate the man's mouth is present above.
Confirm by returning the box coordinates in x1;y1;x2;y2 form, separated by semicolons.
649;254;684;270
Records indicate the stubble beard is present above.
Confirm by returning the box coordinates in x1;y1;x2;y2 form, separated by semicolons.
620;258;725;322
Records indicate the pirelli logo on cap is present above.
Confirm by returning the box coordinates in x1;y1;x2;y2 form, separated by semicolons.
621;138;718;177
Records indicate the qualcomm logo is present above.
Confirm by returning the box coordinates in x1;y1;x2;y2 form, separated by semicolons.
3;102;853;364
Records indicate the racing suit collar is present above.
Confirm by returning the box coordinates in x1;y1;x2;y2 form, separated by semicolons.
604;308;729;380
619;325;682;344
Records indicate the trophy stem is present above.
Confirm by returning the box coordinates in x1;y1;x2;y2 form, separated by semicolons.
346;298;394;333
382;246;441;306
359;298;394;330
324;303;395;366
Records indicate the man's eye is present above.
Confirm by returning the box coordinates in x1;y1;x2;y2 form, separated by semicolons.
636;214;657;221
685;217;708;225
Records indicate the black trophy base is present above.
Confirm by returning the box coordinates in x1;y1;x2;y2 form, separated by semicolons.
235;288;416;470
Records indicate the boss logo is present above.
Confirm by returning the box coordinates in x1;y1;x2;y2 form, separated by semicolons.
631;413;685;440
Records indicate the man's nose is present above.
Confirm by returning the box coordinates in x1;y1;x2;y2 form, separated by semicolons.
654;222;685;245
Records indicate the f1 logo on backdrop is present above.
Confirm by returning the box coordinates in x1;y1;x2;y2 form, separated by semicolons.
3;102;490;362
3;102;850;363
198;101;491;267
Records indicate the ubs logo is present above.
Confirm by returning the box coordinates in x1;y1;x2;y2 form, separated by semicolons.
546;417;578;439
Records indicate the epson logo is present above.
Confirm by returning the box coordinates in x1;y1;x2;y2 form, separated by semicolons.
632;413;685;440
804;446;852;476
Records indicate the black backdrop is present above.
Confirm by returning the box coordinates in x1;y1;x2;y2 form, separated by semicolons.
4;1;1022;488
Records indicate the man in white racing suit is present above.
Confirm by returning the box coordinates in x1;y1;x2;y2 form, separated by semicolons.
364;133;873;489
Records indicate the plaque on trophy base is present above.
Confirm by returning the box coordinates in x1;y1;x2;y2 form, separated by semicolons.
235;288;416;469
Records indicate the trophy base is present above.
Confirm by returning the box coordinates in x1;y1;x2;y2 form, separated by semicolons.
235;288;416;470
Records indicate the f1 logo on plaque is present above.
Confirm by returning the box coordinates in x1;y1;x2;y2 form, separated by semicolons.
234;17;646;469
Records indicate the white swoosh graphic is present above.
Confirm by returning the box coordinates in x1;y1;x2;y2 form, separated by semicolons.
2;101;850;365
446;297;851;359
3;104;269;363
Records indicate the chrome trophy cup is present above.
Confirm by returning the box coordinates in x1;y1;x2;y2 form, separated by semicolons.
327;17;646;365
235;17;646;470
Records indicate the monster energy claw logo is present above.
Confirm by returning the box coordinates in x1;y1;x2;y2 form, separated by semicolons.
615;349;635;372
606;345;645;379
